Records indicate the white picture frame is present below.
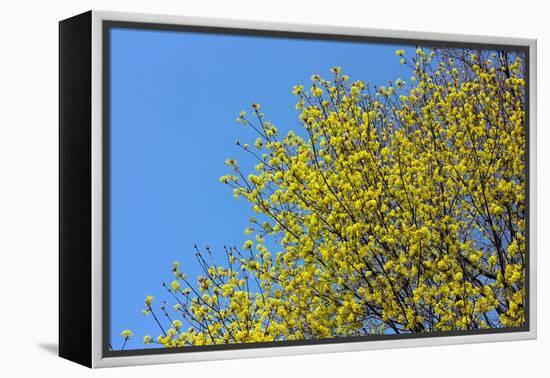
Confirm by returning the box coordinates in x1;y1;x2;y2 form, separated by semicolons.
59;10;537;368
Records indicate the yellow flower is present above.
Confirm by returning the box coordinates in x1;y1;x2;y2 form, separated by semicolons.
172;319;183;329
219;175;231;184
170;280;181;292
225;158;237;167
120;329;133;339
395;78;406;89
469;253;480;263
293;85;304;95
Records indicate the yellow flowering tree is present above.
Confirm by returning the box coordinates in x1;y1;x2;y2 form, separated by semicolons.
133;47;526;348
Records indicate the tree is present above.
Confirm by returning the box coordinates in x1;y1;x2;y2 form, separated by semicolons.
130;47;526;348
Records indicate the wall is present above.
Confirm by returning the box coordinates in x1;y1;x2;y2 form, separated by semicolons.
0;0;546;376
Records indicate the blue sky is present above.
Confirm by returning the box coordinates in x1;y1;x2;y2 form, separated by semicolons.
109;27;413;350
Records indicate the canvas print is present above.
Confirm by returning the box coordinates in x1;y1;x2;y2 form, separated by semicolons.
106;25;528;353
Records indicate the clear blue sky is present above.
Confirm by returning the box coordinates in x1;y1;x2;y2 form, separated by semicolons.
109;26;413;350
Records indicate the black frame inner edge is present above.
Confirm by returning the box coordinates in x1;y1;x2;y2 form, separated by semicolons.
102;20;531;358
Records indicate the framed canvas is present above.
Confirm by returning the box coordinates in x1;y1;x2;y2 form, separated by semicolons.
59;10;537;368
